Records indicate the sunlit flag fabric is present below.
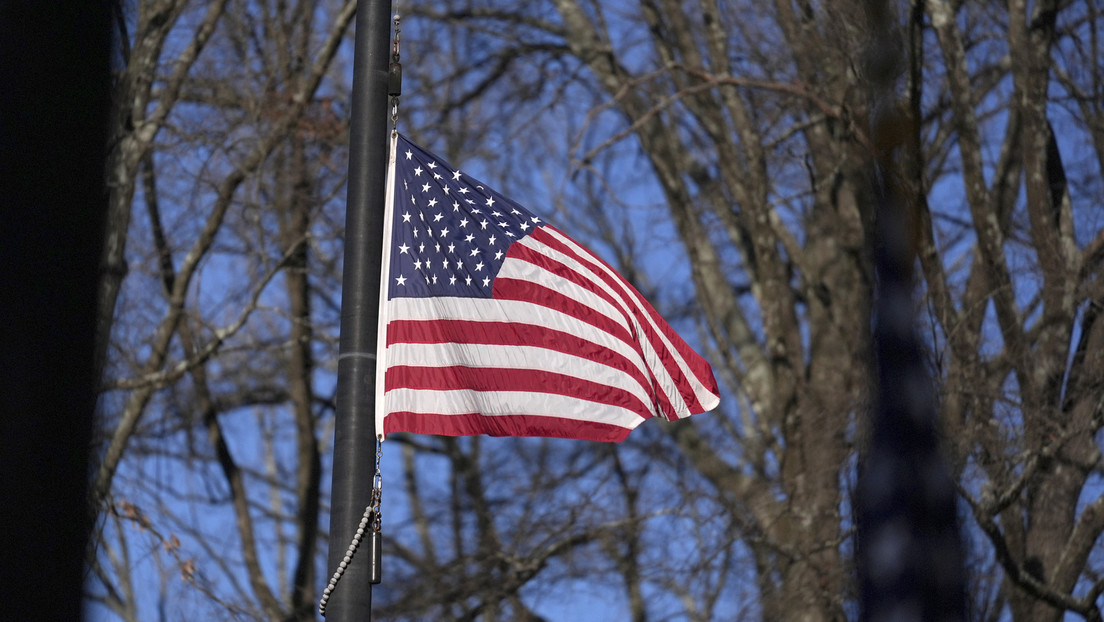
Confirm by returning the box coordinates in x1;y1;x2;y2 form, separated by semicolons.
375;133;720;442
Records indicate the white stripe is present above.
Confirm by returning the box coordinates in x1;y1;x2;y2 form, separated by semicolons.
386;283;617;329
538;229;719;415
384;295;650;382
385;341;655;411
385;388;646;429
497;256;628;330
517;231;694;417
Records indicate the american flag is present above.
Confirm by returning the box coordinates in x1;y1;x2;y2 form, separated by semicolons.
376;133;719;442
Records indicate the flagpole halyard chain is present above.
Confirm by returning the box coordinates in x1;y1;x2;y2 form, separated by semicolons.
318;439;384;617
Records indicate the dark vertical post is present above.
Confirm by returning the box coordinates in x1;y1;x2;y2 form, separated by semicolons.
0;2;112;620
326;0;392;620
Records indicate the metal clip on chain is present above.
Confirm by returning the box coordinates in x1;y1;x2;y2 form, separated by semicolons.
368;438;383;583
318;439;384;617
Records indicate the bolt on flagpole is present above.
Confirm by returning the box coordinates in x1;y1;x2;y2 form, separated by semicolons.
325;0;393;620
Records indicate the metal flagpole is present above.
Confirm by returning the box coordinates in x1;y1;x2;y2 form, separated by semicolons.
325;0;393;620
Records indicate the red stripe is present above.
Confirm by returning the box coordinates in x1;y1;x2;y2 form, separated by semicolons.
504;242;677;418
538;227;718;412
505;243;630;338
387;318;650;390
387;365;654;418
534;227;717;388
514;228;712;416
547;228;717;392
384;411;632;442
491;278;635;345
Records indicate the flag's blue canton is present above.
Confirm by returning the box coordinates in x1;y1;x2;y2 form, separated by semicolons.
389;135;542;300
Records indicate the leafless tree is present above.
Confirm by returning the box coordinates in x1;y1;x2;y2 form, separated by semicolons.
395;0;1104;620
91;0;1104;620
89;1;355;620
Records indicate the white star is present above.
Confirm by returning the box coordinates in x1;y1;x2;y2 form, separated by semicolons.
413;259;422;270
480;220;489;230
492;211;502;217
395;275;407;285
433;213;444;222
452;170;462;180
459;218;469;228
440;227;449;237
447;243;456;253
469;248;481;257
475;261;484;271
418;243;425;252
398;243;410;254
428;161;437;169
443;186;450;195
421;183;431;193
488;235;497;245
414;166;423;176
520;222;530;231
465;275;473;285
405;150;412;159
402;212;411;222
449;275;457;285
482;277;490;287
427;198;438;208
486;197;495;208
464;234;475;243
532;216;541;223
459;187;469;194
494;250;504;260
432;274;438;284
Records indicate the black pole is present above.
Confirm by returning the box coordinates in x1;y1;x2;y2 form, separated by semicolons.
326;0;393;620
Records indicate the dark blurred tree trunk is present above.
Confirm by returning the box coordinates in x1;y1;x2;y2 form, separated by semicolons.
0;2;111;620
